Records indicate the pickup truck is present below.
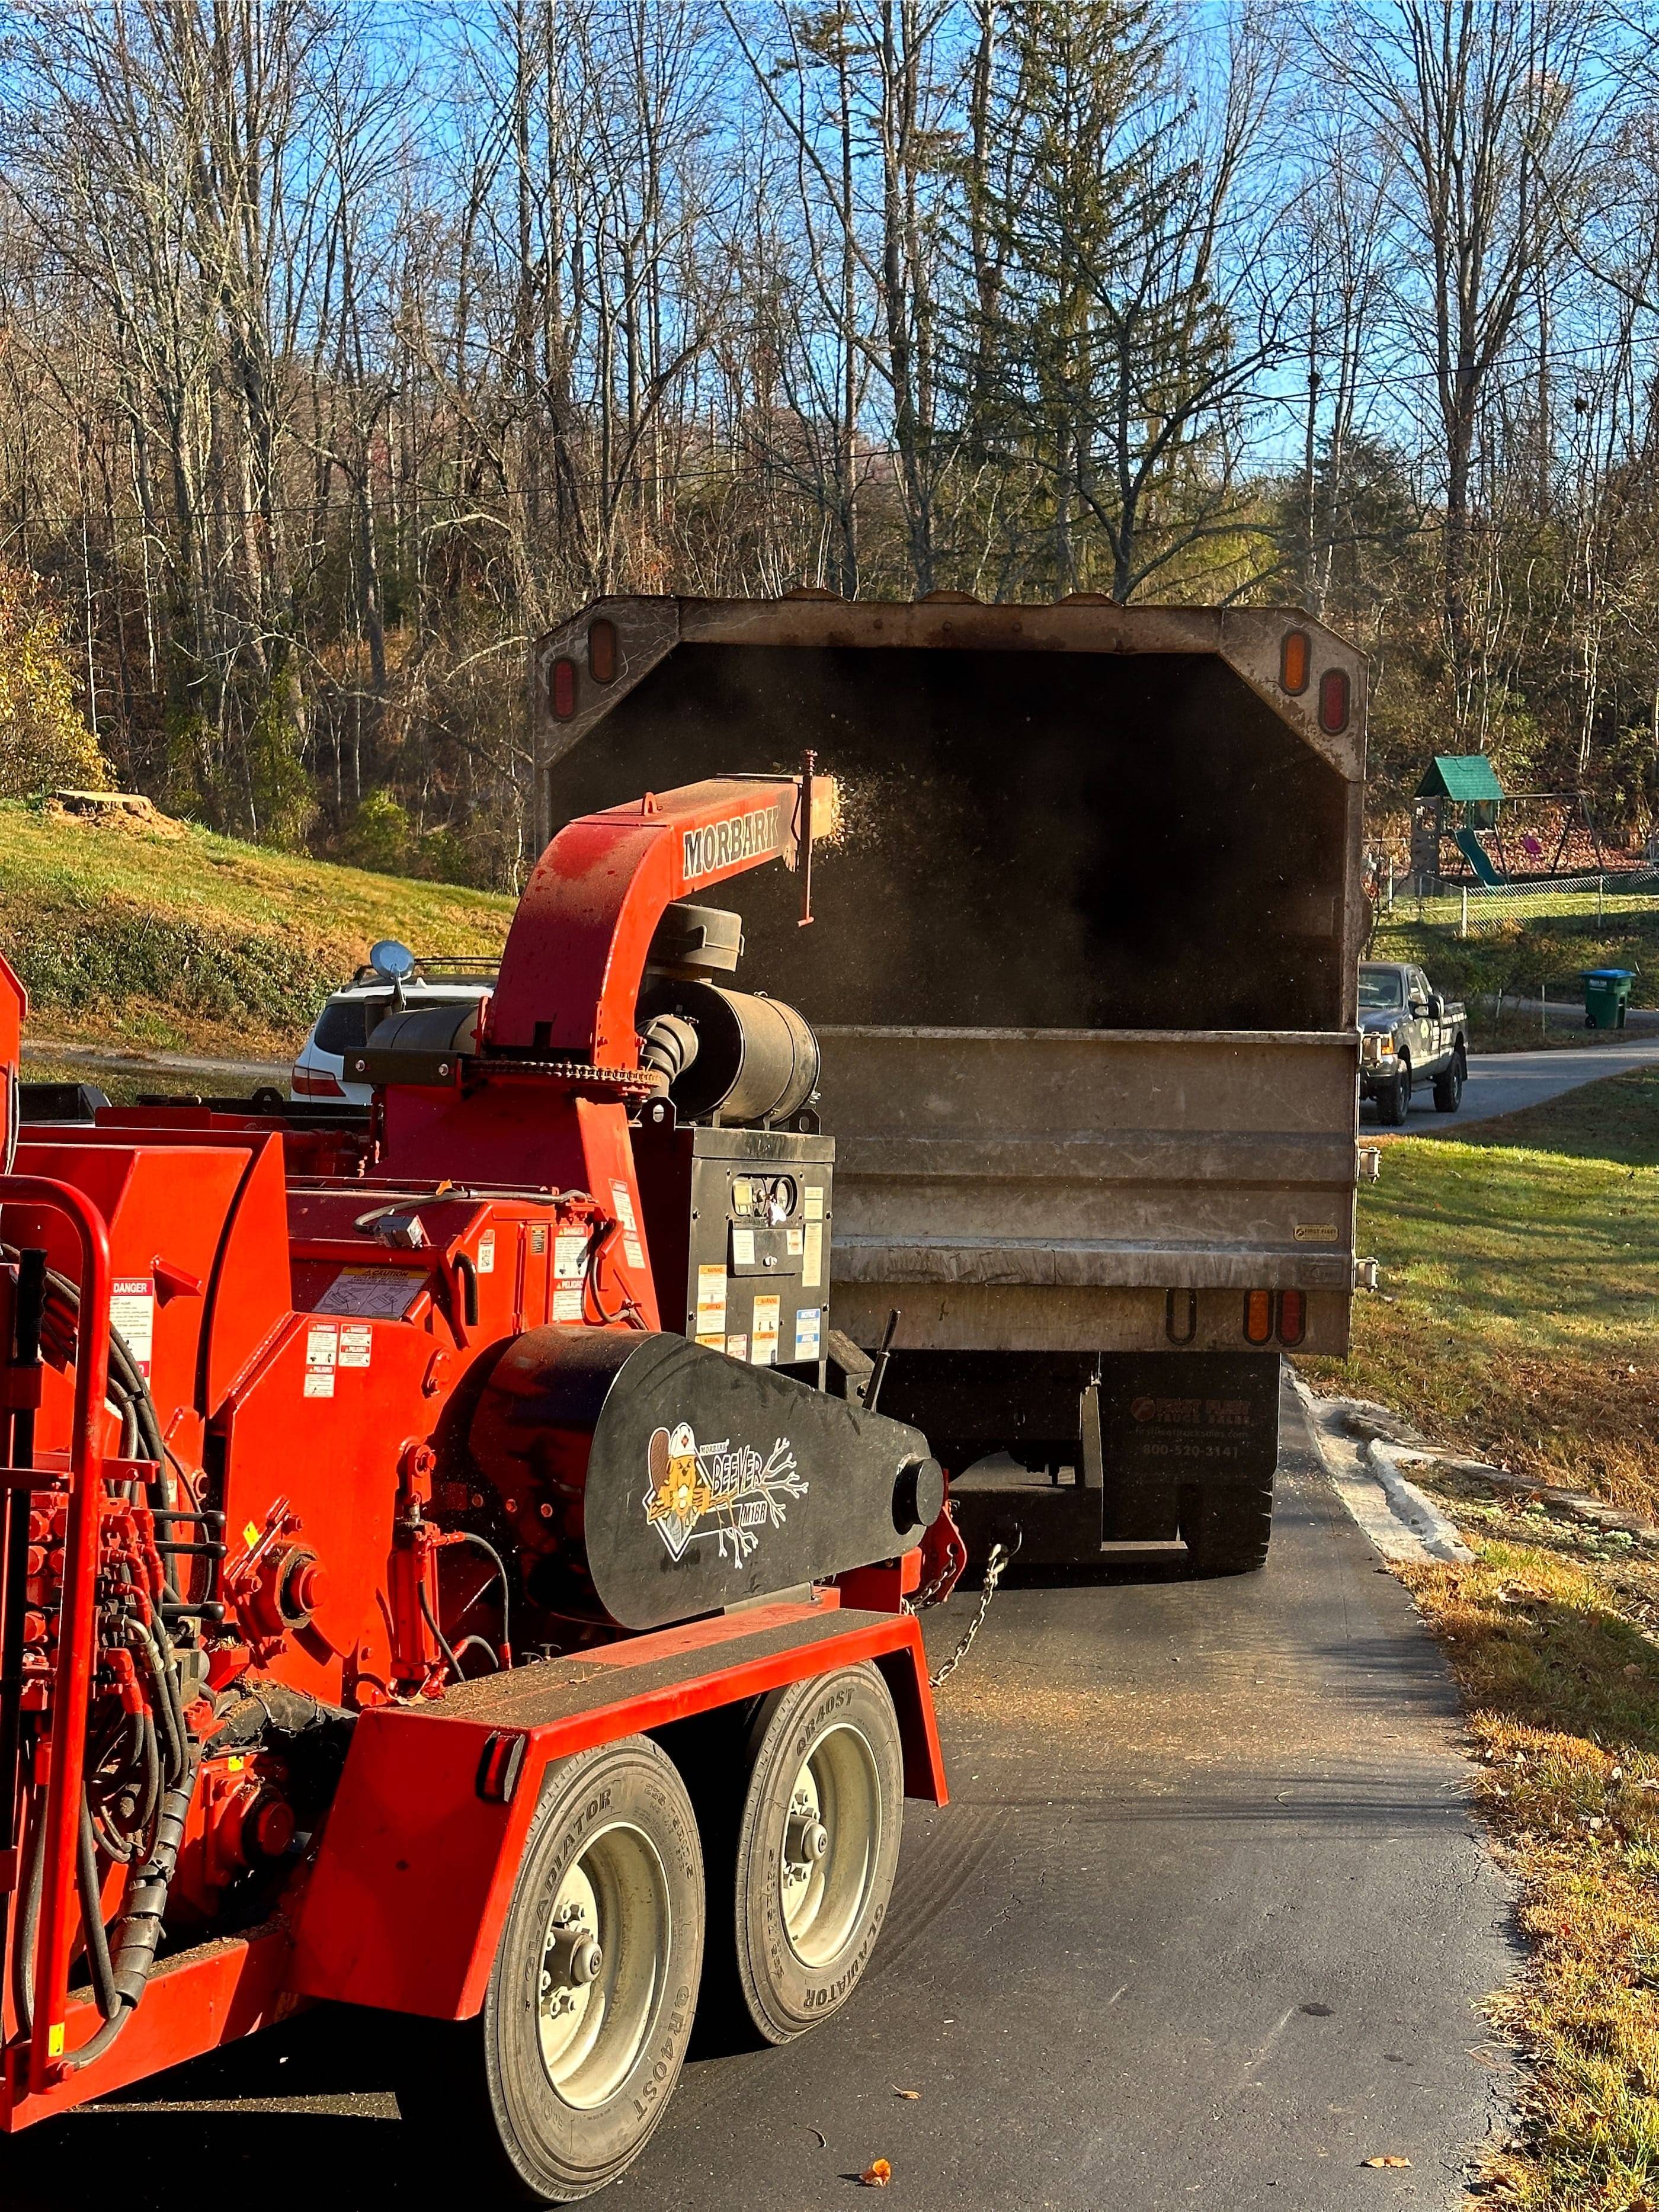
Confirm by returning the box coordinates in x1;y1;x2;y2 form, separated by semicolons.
1359;960;1468;1122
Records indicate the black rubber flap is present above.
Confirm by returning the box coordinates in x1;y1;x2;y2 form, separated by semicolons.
471;1329;933;1631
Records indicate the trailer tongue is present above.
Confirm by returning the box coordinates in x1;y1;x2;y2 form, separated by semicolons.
0;770;950;2201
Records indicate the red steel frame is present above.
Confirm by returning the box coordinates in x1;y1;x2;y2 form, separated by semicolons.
0;1179;111;2090
1;1584;941;2128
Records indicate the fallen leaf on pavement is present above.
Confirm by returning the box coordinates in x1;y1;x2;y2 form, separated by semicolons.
893;2088;921;2099
860;2159;893;2187
1362;2154;1413;2168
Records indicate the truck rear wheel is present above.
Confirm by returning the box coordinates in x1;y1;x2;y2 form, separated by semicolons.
402;1736;704;2203
717;1663;903;2045
1178;1479;1274;1576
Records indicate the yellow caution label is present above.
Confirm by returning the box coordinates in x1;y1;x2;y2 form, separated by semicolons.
47;2022;64;2057
242;1521;260;1549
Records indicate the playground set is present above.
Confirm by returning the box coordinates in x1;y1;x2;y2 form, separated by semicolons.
1408;754;1620;890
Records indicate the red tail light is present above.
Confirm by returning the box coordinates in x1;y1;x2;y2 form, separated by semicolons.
588;618;617;685
550;656;578;719
1165;1288;1197;1345
1279;629;1310;694
476;1730;527;1803
1243;1288;1273;1345
1318;667;1350;733
1276;1288;1306;1347
292;1066;345;1098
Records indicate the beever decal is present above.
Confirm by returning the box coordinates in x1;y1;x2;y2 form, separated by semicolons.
644;1419;806;1565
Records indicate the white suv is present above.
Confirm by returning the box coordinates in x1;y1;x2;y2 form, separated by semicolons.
292;942;497;1103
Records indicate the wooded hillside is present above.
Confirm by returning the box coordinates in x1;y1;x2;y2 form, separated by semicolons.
2;1;1657;882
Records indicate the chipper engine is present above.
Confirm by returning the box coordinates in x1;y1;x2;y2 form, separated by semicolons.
0;771;958;2201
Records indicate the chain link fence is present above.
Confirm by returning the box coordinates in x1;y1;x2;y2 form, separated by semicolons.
1396;871;1659;938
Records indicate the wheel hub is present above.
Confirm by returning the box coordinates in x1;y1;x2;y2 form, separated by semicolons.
542;1910;604;2013
535;1821;670;2108
783;1801;830;1879
777;1721;881;1967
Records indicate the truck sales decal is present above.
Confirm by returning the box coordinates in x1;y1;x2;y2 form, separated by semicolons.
681;803;784;881
644;1419;806;1565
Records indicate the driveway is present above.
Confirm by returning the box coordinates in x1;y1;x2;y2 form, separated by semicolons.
1370;1038;1659;1129
2;1380;1517;2211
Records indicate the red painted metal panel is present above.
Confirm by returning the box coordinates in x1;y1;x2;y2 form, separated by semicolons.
487;777;800;1059
0;1926;292;2131
286;1607;943;2021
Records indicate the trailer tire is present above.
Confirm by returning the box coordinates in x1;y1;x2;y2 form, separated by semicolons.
399;1735;704;2203
1178;1479;1274;1576
711;1663;904;2045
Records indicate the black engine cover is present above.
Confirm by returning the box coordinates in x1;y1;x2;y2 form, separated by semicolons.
469;1330;940;1631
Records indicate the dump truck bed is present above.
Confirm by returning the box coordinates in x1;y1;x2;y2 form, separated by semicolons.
529;595;1367;1368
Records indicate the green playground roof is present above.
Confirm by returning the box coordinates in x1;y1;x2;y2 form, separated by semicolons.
1416;754;1505;802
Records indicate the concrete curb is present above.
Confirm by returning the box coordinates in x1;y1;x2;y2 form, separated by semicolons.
1302;1387;1659;1546
1292;1376;1475;1565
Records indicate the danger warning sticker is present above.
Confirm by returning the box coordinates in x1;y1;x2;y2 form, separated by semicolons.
751;1294;780;1365
696;1264;728;1333
304;1320;338;1399
110;1278;155;1377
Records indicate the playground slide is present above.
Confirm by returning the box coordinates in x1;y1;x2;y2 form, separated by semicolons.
1454;825;1504;886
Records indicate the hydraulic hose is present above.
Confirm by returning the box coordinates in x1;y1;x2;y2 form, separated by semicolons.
202;1681;350;1755
66;1750;199;2070
77;1795;118;2022
10;1791;44;2038
446;1528;513;1658
0;1246;196;2059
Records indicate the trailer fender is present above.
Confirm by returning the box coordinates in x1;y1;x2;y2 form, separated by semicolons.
284;1601;943;2019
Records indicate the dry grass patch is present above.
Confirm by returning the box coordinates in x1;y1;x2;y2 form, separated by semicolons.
1315;1066;1659;2205
1401;1516;1659;2209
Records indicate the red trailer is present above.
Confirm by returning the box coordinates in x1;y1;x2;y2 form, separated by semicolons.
0;771;955;2200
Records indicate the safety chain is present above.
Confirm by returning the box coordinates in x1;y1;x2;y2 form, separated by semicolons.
924;1531;1021;1691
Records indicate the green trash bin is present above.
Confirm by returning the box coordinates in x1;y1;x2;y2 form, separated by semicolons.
1580;967;1636;1030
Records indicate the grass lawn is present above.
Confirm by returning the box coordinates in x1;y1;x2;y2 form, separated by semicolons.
1312;1066;1659;1513
1309;1066;1659;2208
0;799;514;1057
1373;903;1659;1012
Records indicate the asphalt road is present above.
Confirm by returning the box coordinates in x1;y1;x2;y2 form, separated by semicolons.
1;1383;1517;2211
1371;1036;1659;1128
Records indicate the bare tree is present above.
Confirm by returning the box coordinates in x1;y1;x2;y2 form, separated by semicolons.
1330;0;1598;724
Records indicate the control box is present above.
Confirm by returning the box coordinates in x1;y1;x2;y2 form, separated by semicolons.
633;1107;834;1373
